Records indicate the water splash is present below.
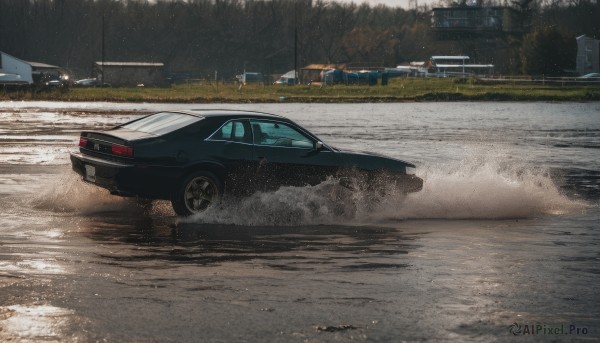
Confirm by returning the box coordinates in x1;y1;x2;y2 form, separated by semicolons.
31;167;142;214
385;159;586;220
184;157;587;226
32;159;586;225
184;179;358;226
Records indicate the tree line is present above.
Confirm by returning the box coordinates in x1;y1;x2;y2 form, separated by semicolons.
0;0;598;79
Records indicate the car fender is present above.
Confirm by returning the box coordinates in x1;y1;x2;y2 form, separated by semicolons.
180;160;227;182
337;151;413;173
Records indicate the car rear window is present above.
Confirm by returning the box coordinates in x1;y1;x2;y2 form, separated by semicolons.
120;112;202;135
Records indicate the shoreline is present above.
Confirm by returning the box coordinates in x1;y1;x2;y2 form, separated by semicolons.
2;78;599;103
2;93;599;103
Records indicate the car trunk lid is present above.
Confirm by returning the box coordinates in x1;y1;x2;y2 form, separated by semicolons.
79;128;155;159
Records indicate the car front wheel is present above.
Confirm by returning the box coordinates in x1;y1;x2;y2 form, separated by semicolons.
171;171;222;216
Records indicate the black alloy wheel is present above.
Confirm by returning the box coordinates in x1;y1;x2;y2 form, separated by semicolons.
171;171;222;216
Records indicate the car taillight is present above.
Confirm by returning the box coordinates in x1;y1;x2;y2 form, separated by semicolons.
79;136;88;148
111;144;133;157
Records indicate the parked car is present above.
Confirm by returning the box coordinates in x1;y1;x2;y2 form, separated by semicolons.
0;73;29;89
35;77;69;92
73;78;97;87
73;78;111;87
70;110;423;216
0;73;28;85
44;79;65;88
273;70;296;85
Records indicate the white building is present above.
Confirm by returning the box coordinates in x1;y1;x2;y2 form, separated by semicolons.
427;56;494;77
576;35;599;75
399;56;494;77
0;51;33;85
0;51;64;86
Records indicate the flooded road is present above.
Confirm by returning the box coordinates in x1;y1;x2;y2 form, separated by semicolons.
0;102;599;342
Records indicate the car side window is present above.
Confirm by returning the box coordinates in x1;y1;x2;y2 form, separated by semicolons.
219;122;233;140
207;120;252;143
232;122;246;141
250;120;313;149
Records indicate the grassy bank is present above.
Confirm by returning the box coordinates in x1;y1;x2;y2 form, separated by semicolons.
2;78;599;103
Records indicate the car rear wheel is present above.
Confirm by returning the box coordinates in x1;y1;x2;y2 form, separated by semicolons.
171;171;222;216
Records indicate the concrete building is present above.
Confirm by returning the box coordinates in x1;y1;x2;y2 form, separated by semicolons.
576;35;599;75
431;6;523;34
93;62;166;87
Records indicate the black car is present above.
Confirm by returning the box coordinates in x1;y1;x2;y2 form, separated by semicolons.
70;110;423;216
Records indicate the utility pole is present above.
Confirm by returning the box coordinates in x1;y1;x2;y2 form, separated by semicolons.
101;14;105;85
294;3;298;85
294;26;298;85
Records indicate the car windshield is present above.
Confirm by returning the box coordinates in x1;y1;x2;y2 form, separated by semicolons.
120;112;202;135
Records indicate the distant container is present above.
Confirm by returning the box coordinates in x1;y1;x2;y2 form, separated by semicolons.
322;69;344;84
381;73;389;86
347;70;378;85
367;71;378;86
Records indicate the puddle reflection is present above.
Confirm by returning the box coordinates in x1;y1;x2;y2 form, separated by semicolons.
81;210;422;271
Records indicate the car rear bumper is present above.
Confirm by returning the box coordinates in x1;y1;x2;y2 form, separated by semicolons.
70;152;138;196
70;152;175;199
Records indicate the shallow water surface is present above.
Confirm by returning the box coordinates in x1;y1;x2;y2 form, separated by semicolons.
0;102;598;342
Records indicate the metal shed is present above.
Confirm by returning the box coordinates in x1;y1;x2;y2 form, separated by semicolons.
93;62;166;87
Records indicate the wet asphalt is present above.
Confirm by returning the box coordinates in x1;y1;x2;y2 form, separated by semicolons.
1;104;599;342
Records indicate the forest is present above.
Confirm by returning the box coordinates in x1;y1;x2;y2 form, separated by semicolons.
0;0;599;79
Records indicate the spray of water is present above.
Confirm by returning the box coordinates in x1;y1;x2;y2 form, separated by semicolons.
33;157;587;225
381;159;585;220
184;157;587;226
31;168;141;214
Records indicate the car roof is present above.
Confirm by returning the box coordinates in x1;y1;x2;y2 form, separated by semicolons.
172;109;287;120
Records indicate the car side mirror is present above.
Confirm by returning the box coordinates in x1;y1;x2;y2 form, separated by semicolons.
314;141;324;151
